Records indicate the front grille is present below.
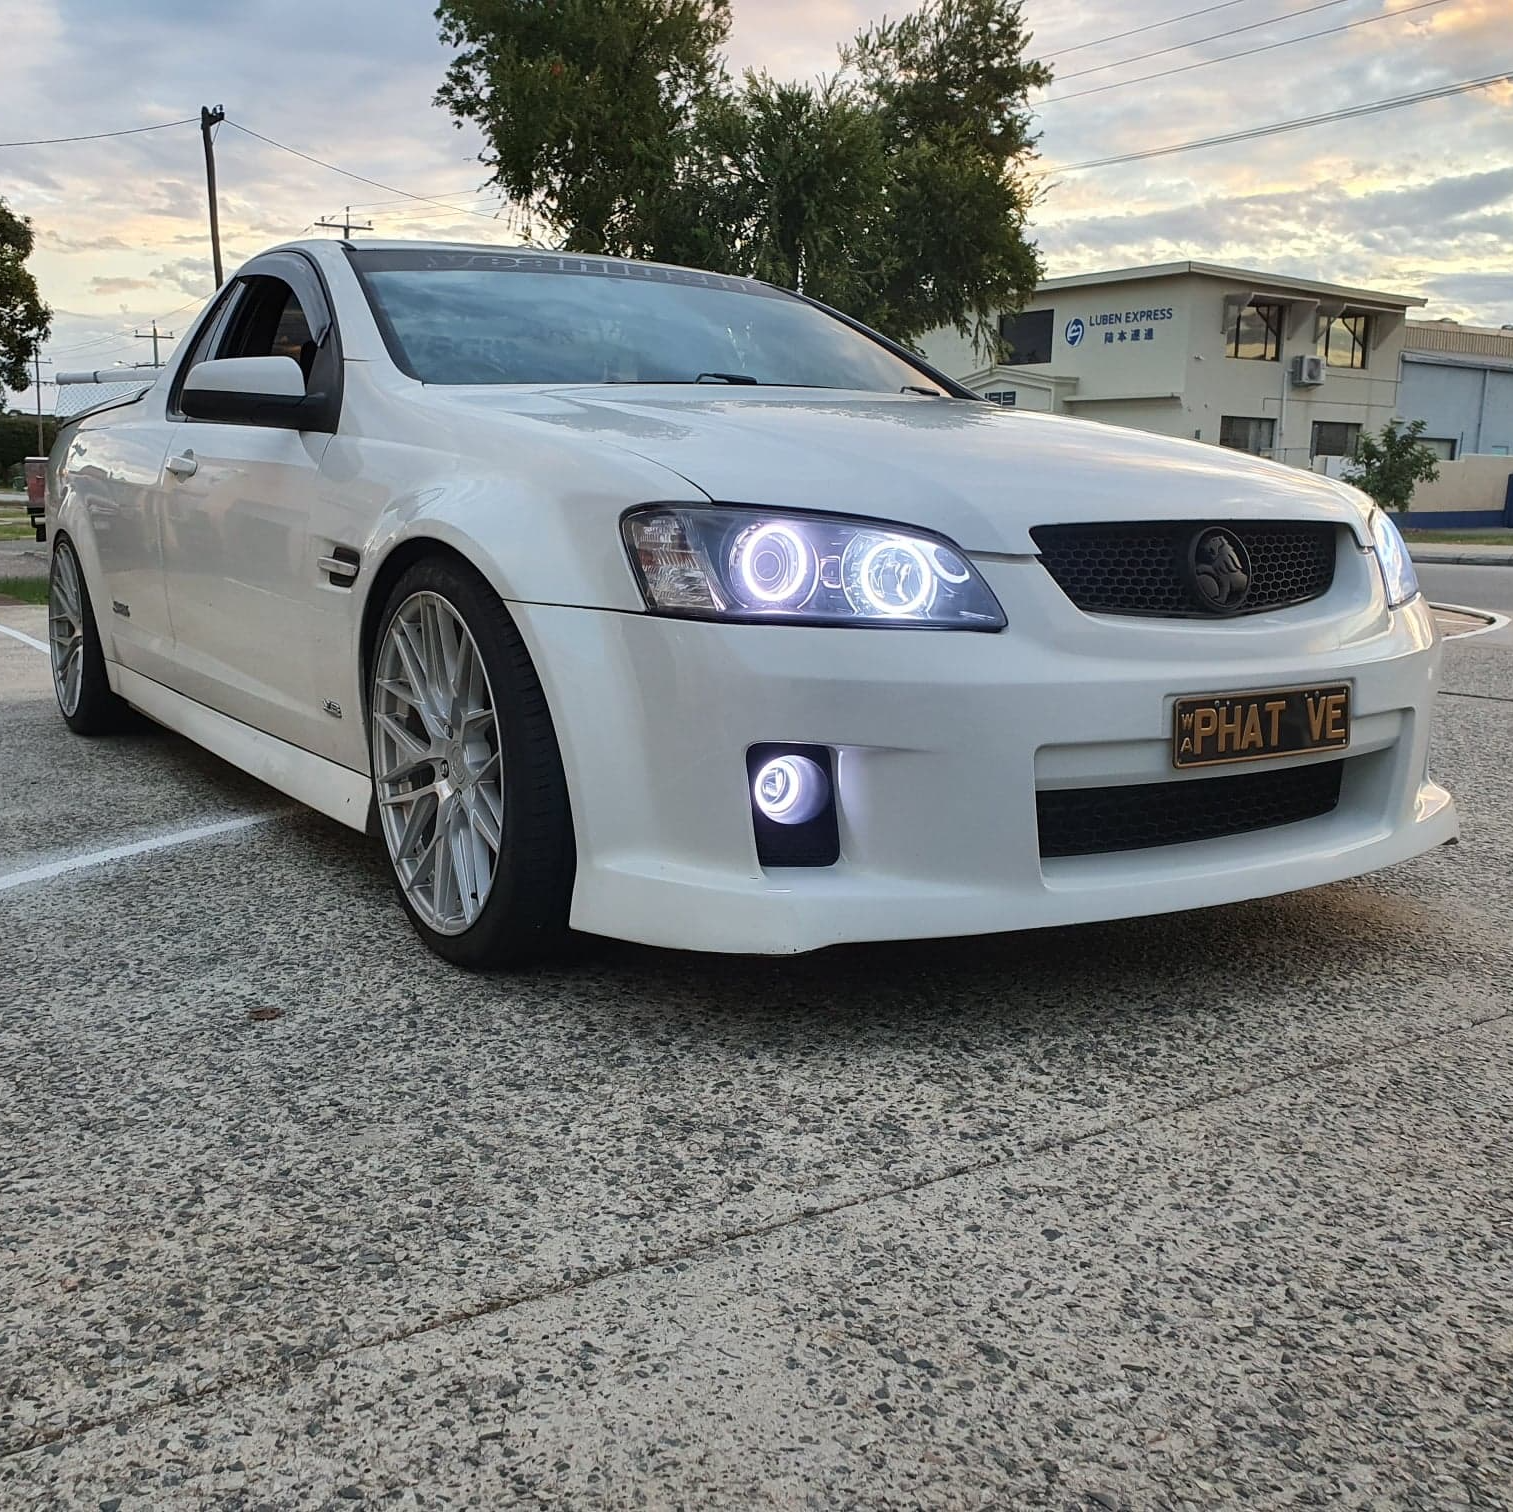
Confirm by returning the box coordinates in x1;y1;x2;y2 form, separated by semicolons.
1037;760;1345;859
1031;521;1336;617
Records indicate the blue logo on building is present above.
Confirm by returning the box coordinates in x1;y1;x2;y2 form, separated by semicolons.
1065;317;1085;347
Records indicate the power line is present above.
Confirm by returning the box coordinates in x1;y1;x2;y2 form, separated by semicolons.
45;330;133;357
1039;0;1448;106
222;119;526;226
1055;0;1360;83
0;116;197;148
1032;69;1513;175
336;185;493;212
1039;0;1255;60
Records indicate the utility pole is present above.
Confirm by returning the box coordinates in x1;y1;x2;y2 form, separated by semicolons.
315;206;373;238
31;352;53;453
201;104;226;287
131;321;176;368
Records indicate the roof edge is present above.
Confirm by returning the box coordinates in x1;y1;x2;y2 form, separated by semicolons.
1036;261;1426;309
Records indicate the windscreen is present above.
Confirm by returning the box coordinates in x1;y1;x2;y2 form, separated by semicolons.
350;249;935;392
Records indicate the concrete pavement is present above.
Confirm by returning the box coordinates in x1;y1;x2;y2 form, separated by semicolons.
1;601;1511;1508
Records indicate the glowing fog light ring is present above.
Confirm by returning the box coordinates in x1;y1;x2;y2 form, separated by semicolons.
730;522;818;608
752;753;830;826
853;537;935;617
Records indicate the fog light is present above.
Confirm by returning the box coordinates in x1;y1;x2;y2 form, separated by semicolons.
752;753;829;825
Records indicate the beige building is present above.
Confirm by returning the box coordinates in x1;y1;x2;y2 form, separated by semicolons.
922;261;1424;470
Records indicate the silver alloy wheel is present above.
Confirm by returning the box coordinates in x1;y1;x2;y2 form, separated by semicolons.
372;590;505;935
49;545;85;717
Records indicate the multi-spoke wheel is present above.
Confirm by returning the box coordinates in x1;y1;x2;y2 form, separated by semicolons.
374;591;504;935
369;558;574;968
50;543;85;717
48;536;130;735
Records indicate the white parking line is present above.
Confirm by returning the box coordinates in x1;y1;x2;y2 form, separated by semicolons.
0;622;49;654
0;813;279;893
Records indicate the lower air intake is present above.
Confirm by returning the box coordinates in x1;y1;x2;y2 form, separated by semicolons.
1037;760;1345;859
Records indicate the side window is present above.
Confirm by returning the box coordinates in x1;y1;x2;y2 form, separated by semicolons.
222;277;317;385
168;284;242;413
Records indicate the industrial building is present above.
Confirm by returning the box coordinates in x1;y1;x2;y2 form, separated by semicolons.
1399;319;1513;459
921;260;1424;469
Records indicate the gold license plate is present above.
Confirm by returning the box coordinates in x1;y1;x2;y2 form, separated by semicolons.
1173;684;1350;769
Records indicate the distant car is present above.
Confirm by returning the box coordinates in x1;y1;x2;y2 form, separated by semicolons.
46;240;1456;965
24;456;47;540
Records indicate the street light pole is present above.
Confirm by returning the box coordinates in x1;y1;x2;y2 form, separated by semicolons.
201;104;226;287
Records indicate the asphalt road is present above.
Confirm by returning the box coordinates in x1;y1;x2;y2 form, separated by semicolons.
1;599;1511;1509
1418;563;1513;646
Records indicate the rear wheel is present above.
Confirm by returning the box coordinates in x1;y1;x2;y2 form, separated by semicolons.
49;537;131;735
369;557;575;968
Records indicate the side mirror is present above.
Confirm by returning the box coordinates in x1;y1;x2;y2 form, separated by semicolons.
180;355;334;432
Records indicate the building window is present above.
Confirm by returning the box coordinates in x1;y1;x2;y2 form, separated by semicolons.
1310;421;1361;458
1219;416;1276;455
1227;300;1283;361
1316;312;1370;369
998;308;1054;366
1420;436;1457;461
982;390;1017;407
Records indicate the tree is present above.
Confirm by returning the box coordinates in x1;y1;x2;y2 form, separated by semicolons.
436;0;733;256
1342;418;1441;513
434;0;1050;346
0;198;52;393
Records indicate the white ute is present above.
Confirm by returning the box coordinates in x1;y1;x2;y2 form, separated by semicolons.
46;240;1456;965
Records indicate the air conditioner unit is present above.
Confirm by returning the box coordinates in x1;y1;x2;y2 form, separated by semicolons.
1291;353;1326;387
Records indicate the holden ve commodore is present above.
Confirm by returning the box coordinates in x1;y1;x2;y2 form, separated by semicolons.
45;240;1456;966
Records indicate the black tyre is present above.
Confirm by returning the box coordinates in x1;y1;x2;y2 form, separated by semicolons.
368;555;575;969
49;536;132;736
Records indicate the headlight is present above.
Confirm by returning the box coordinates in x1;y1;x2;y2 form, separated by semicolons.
622;505;1006;629
1370;509;1419;609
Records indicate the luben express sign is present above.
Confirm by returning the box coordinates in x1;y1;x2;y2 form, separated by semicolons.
1067;306;1176;349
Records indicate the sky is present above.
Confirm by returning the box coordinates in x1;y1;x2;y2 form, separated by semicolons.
2;0;1510;410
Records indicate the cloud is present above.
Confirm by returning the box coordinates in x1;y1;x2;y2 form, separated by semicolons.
5;0;1512;357
89;275;156;295
37;229;131;254
147;257;215;297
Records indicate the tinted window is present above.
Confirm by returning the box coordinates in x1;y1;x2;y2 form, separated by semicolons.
1317;312;1369;370
1219;415;1275;455
999;308;1053;366
169;285;241;411
1311;420;1361;458
223;277;316;382
351;250;933;391
1228;301;1283;361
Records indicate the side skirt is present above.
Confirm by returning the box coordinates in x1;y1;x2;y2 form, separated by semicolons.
110;664;374;833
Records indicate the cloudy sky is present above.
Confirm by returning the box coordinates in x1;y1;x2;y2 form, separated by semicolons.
2;0;1509;408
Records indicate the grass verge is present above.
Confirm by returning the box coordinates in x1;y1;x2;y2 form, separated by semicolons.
1402;529;1513;545
0;576;49;605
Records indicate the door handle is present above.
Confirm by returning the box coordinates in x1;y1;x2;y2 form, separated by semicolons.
318;546;361;586
165;451;198;478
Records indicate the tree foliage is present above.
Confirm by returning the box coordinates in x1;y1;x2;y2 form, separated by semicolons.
1342;418;1442;513
434;0;1050;345
1;412;58;477
436;0;733;256
0;199;53;393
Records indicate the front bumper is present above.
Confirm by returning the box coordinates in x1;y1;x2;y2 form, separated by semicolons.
512;548;1457;954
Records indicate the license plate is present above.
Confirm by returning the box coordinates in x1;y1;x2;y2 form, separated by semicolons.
1173;684;1350;769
